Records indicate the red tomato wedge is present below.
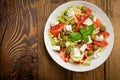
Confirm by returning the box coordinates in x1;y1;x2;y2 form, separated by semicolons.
86;43;93;50
76;15;81;21
59;51;70;62
74;61;80;64
82;51;87;61
75;21;81;32
93;40;108;47
99;31;110;39
50;23;65;37
84;8;92;18
59;51;66;62
93;18;102;28
64;54;70;62
75;8;92;32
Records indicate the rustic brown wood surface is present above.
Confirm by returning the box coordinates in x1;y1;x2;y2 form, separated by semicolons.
0;0;120;80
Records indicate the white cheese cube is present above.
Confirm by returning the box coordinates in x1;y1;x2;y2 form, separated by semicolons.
64;25;72;32
65;41;71;47
95;35;104;41
87;36;92;44
67;8;75;17
80;44;87;52
93;48;102;59
70;48;84;61
50;20;59;26
71;48;81;57
83;18;93;25
52;46;60;51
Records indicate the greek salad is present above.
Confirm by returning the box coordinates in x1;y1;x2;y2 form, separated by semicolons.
48;5;109;65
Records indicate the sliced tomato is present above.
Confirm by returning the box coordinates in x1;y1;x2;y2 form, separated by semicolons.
50;23;65;37
84;8;92;18
75;8;92;32
82;51;88;61
64;54;70;62
74;61;80;64
99;31;110;39
82;55;87;61
93;40;108;47
86;43;93;50
59;50;70;62
75;22;81;32
93;18;102;28
57;47;65;53
59;51;66;62
76;15;81;21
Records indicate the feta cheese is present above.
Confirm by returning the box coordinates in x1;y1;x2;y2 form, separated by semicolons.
71;48;81;57
50;20;59;26
95;35;104;41
80;44;87;52
83;18;93;25
93;48;102;59
67;8;75;17
52;46;60;51
64;25;73;32
65;41;71;47
87;36;92;44
70;48;84;61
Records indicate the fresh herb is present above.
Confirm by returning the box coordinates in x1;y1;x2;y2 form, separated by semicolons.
68;32;82;41
86;24;94;35
80;24;94;42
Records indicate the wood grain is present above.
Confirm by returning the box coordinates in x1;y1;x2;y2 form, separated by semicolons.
0;0;120;80
0;0;7;45
105;0;120;80
0;0;38;80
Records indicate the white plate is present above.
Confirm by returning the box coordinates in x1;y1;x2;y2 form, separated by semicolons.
44;1;114;72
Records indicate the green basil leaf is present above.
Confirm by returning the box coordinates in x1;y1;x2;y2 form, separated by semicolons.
82;35;89;42
80;28;87;34
86;24;94;35
79;24;94;42
69;32;82;41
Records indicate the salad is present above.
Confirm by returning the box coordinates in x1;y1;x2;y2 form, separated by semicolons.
48;5;109;65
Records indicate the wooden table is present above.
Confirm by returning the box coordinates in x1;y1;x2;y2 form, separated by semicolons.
0;0;120;80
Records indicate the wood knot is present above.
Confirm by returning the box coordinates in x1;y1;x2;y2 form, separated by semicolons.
52;0;59;3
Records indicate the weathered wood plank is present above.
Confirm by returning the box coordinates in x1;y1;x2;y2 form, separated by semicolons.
0;0;38;80
105;0;120;80
0;0;8;46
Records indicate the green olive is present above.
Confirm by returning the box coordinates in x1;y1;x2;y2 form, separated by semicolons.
63;36;68;41
91;34;96;40
57;41;65;47
60;32;65;38
65;31;71;35
64;11;67;16
65;46;71;53
100;26;106;32
81;6;87;13
89;14;94;19
69;18;76;25
87;50;94;56
81;40;85;45
93;44;99;51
